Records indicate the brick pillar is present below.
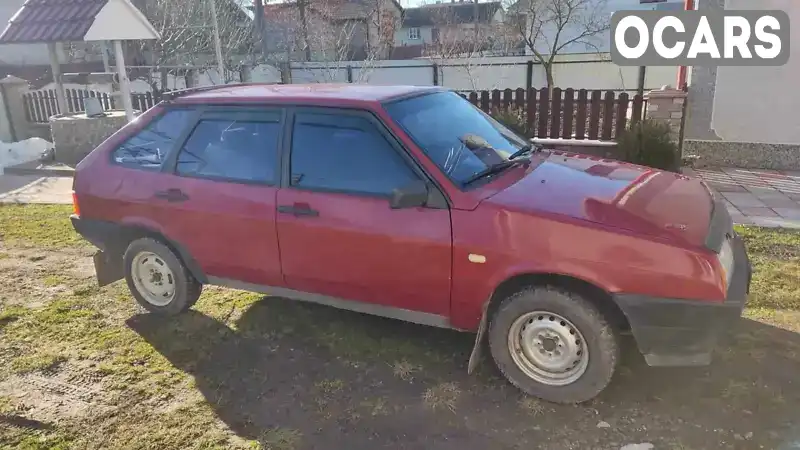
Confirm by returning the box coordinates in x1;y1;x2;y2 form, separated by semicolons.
646;86;688;153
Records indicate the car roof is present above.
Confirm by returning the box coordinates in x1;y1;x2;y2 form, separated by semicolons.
172;83;442;105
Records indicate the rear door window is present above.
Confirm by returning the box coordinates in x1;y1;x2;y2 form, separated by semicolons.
112;109;194;170
175;111;282;184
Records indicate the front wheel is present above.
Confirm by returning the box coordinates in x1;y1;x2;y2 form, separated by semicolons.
123;238;202;315
488;286;619;404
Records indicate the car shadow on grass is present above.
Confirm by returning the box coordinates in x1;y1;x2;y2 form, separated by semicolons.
128;296;800;450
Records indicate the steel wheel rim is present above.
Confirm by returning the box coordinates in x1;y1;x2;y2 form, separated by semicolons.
131;251;176;307
507;311;589;386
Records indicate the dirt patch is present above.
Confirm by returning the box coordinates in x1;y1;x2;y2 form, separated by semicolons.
0;245;95;307
0;363;111;425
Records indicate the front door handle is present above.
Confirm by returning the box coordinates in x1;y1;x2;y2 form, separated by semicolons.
278;204;319;217
154;188;189;202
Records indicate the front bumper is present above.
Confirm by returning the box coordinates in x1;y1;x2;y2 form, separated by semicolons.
614;208;751;367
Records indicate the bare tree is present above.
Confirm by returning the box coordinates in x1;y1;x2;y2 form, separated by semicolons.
507;0;609;89
262;0;400;82
422;2;518;90
130;0;254;88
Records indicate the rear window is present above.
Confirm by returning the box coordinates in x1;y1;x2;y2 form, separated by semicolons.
112;109;194;170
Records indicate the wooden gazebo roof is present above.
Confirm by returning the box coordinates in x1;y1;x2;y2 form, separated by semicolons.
0;0;159;44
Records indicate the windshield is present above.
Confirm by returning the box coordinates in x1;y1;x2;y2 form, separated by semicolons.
385;91;530;186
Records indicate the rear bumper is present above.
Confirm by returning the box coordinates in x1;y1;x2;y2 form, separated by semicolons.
70;214;123;252
71;215;125;286
614;231;751;367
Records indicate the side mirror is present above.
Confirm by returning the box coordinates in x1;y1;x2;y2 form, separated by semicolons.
390;180;429;209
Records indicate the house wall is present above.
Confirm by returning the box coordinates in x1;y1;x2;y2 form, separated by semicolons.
708;0;800;144
366;0;403;57
395;26;434;46
684;0;723;140
685;0;799;145
396;6;505;49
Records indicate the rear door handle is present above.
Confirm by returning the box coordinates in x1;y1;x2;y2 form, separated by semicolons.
154;188;189;202
278;204;319;217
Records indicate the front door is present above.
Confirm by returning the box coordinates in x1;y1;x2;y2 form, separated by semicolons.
276;109;452;316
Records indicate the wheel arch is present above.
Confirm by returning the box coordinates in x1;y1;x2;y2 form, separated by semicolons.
468;271;629;377
488;272;630;331
111;223;207;283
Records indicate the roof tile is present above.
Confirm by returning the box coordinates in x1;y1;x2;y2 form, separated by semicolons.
403;2;501;28
0;0;109;44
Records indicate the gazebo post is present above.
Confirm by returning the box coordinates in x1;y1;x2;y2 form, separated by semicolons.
113;40;134;121
46;42;68;116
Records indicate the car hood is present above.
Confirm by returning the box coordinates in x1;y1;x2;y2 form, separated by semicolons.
486;152;714;246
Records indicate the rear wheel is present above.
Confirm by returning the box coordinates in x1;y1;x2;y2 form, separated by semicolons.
488;286;619;404
123;238;202;315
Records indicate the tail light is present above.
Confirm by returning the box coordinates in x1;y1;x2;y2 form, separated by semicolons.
72;192;80;217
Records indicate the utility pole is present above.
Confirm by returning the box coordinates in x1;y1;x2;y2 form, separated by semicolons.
637;66;646;96
676;0;694;90
253;0;269;61
298;0;311;61
473;0;479;50
208;0;225;82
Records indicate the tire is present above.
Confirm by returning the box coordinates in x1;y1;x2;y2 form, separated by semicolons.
488;286;619;404
123;237;202;316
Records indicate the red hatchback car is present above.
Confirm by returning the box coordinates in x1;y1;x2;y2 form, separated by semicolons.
71;84;751;403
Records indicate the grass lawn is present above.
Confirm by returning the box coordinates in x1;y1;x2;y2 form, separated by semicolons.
1;203;799;450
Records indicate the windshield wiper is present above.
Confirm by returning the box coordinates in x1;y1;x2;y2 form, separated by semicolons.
508;143;539;160
463;160;519;186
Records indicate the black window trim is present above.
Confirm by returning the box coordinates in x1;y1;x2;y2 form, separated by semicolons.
162;105;287;187
283;105;450;208
108;106;201;172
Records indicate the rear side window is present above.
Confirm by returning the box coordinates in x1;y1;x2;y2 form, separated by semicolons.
176;119;280;184
290;113;418;196
112;109;194;170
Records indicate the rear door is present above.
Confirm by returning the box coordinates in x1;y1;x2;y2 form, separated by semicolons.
97;108;198;231
155;107;285;286
275;108;452;316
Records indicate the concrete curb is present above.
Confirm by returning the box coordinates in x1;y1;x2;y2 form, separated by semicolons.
2;160;75;178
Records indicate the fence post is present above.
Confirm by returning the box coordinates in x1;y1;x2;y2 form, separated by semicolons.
537;88;549;138
549;87;562;138
525;60;533;92
346;65;353;83
562;88;575;139
601;91;615;140
575;89;588;140
432;63;439;86
614;92;630;139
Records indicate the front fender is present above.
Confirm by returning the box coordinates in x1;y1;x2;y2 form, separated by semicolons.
451;259;619;331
